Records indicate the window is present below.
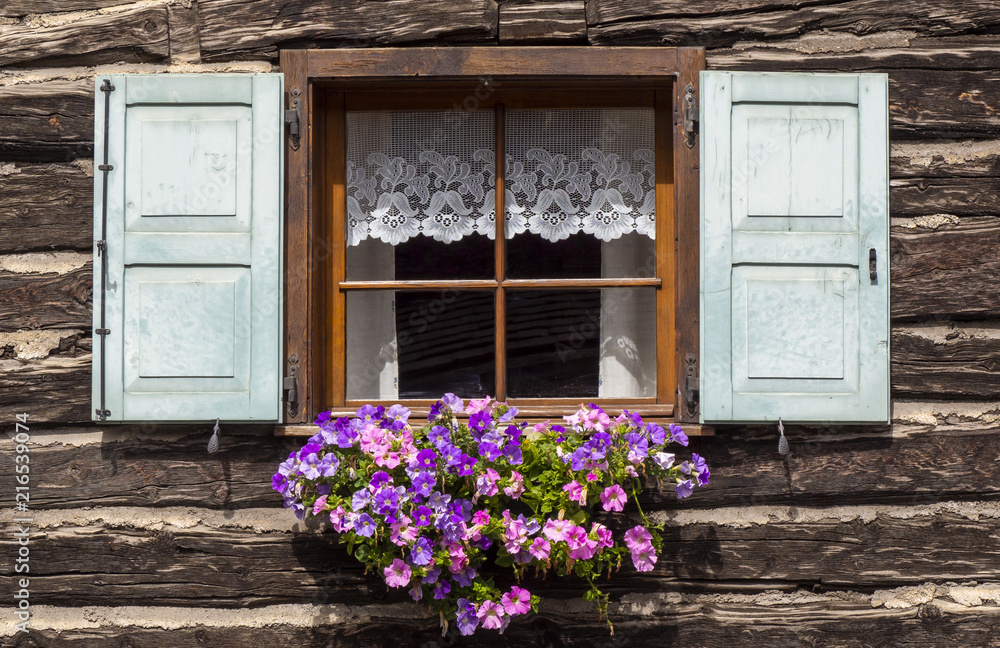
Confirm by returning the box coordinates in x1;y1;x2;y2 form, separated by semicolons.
282;48;705;426
90;51;890;428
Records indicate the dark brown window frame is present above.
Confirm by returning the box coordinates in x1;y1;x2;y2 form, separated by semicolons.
278;47;705;434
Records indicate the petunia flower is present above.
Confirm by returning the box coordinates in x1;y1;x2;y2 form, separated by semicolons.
600;484;626;512
563;480;587;505
528;537;551;560
354;513;376;537
383;558;412;588
630;542;657;572
477;599;505;630
501;586;531;615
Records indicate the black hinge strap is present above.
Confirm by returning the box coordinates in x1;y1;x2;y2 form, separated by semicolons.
96;78;115;422
683;84;698;149
285;88;302;151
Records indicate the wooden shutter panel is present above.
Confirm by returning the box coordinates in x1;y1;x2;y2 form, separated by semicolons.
700;71;889;424
92;74;283;422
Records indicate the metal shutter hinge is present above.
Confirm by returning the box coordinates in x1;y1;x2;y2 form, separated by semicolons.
683;84;698;149
284;355;299;417
683;353;699;418
284;88;302;151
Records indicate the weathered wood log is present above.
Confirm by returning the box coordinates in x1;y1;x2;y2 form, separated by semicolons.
0;263;91;331
892;177;1000;217
902;328;1000;393
0;354;90;422
0;1;125;15
167;1;202;64
9;506;1000;607
892;326;1000;398
0;5;169;68
891;218;1000;321
709;43;1000;73
499;1;586;43
198;0;498;62
8;599;1000;648
587;1;1000;47
15;414;1000;512
0;78;93;162
891;139;1000;178
0;162;92;251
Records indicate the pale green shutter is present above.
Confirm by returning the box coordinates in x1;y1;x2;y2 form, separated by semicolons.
92;74;283;422
700;71;889;424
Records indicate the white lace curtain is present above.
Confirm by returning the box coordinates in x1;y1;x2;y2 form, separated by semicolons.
346;109;655;246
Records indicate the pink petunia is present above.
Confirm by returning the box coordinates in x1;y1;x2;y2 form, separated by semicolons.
528;537;551;560
600;484;627;512
466;396;493;415
384;558;412;588
501;586;532;615
477;599;505;630
472;510;490;526
591;522;614;549
630;542;658;572
542;518;573;542
623;525;652;551
312;495;329;516
563;480;587;505
504;471;525;499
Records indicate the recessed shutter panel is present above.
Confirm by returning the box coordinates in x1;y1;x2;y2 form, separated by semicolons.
92;74;283;422
700;72;889;424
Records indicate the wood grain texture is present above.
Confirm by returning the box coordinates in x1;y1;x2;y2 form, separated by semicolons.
23;414;1000;512
11;507;1000;608
0;354;90;422
0;0;125;15
0;162;93;252
0;5;169;68
499;0;586;43
587;1;1000;47
167;1;202;64
891;218;1000;321
0;264;92;331
892;326;1000;398
8;602;1000;648
892;177;1000;216
199;0;499;62
0;78;93;162
891;139;1000;178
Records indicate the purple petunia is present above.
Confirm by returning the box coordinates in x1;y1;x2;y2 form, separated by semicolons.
354;513;376;537
410;536;433;565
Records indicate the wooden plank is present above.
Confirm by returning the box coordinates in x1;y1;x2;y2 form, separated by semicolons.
0;5;169;68
672;48;703;423
199;0;499;62
499;1;586;44
0;162;93;252
12;507;1000;608
0;264;92;331
0;354;90;422
303;47;681;79
891;218;1000;320
588;1;1000;47
11;602;1000;647
281;50;312;425
0;79;93;162
655;88;675;406
892;326;1000;398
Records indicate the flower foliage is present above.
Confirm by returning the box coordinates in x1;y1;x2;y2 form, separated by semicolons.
273;395;709;635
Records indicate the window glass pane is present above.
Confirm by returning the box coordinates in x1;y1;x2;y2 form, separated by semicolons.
346;234;493;282
396;291;495;399
346;291;496;400
507;231;654;279
506;288;656;398
346;110;496;253
504;109;655;278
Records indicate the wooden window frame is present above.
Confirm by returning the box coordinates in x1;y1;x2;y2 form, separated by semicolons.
278;47;705;433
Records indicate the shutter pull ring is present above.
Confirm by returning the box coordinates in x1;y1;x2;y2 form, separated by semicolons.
777;418;789;456
208;419;221;454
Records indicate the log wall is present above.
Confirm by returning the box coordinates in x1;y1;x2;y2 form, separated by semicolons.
2;1;1000;645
